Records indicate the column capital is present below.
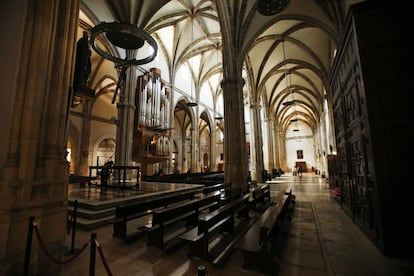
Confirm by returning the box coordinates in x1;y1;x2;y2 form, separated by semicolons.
250;103;261;109
220;77;245;87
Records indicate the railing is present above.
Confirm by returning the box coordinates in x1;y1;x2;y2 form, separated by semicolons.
23;215;209;275
88;165;140;188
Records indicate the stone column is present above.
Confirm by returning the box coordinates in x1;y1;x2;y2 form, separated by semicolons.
0;1;80;275
210;125;216;172
265;117;275;174
222;77;249;191
273;125;281;169
280;131;288;171
249;102;264;182
319;110;328;177
114;50;137;185
79;101;92;176
191;125;198;172
115;50;137;168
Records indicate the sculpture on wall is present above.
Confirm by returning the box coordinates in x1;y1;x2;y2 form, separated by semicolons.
72;31;95;104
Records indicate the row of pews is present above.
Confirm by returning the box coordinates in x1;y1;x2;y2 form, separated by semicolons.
235;186;295;273
110;182;295;272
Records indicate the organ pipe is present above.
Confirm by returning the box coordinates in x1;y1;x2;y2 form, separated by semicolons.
137;68;170;129
136;68;171;156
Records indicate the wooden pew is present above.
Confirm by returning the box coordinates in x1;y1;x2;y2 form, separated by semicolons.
179;192;251;262
142;191;222;252
251;184;271;212
235;185;295;273
111;189;200;242
202;182;230;195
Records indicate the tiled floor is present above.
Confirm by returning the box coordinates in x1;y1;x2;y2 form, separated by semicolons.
58;173;413;275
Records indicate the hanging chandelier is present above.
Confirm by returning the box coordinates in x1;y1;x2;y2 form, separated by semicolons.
89;22;158;65
281;40;295;106
280;40;300;132
258;0;290;16
90;22;158;104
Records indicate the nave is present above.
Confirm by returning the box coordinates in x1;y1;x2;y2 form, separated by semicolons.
57;174;411;276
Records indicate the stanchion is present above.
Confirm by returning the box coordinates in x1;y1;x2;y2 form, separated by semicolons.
89;233;97;276
197;265;207;276
23;216;35;276
70;199;78;254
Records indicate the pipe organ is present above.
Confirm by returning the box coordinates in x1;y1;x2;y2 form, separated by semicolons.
133;68;171;171
137;68;170;130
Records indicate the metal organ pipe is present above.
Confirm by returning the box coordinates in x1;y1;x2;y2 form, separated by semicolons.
146;77;152;126
136;68;171;155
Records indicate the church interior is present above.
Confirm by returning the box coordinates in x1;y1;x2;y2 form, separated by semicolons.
0;0;412;275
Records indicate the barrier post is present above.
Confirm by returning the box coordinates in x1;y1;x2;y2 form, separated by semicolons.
197;265;207;276
70;199;78;254
23;216;35;276
89;233;97;276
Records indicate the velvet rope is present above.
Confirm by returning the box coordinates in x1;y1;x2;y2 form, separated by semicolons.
33;223;88;265
95;239;114;276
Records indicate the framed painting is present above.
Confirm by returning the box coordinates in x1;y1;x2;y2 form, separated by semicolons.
297;150;303;159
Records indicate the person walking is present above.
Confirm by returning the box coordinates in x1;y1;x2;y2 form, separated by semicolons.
297;165;302;180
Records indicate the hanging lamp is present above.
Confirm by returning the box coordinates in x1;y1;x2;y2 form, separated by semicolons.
90;22;157;65
258;0;290;16
281;40;295;106
186;17;198;107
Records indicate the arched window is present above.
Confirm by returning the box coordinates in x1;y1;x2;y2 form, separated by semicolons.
97;138;116;166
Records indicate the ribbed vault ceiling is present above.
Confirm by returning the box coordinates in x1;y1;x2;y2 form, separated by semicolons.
80;0;353;135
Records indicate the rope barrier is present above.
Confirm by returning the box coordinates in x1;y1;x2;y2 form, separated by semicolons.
95;239;114;276
33;222;88;264
25;217;114;275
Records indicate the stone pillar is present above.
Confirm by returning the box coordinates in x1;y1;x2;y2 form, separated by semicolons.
79;102;92;176
249;102;264;182
178;125;184;172
210;125;216;172
265;117;274;174
319;111;328;177
273;125;281;169
280;131;288;171
168;86;176;174
115;50;137;168
222;77;249;192
191;125;198;172
0;1;80;275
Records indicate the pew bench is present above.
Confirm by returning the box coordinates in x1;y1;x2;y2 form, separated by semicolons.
142;191;222;252
235;185;295;273
111;189;199;242
202;182;230;196
251;184;272;212
179;192;251;263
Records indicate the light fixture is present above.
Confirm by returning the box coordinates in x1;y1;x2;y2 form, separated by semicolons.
281;40;295;106
90;22;158;104
258;0;290;16
282;100;294;106
292;113;299;132
280;39;300;132
186;18;197;107
90;22;157;65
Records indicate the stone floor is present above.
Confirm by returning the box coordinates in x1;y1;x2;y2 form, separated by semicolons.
56;173;413;275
